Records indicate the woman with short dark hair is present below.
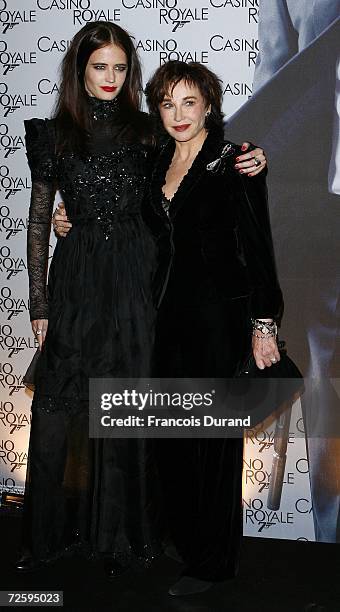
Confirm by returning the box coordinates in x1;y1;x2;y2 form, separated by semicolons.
144;60;283;596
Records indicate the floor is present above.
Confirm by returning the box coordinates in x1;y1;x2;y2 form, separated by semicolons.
1;508;339;612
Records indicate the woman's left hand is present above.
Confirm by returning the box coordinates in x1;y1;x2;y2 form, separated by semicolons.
252;334;280;369
235;142;267;176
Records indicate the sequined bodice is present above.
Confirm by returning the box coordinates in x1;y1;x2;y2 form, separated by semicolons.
56;97;149;240
57;145;148;239
25;97;153;320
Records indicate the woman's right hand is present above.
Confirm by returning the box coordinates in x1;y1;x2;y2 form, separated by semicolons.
252;334;280;370
31;319;48;349
52;201;72;237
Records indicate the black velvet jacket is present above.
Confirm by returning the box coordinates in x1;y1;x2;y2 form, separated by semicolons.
142;129;283;322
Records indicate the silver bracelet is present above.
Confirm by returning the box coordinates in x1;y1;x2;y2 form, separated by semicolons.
251;318;277;337
252;332;275;339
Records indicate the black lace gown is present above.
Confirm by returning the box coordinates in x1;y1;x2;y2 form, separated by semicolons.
22;97;162;565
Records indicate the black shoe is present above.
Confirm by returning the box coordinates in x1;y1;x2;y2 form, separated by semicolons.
103;558;129;579
168;576;213;596
164;543;183;563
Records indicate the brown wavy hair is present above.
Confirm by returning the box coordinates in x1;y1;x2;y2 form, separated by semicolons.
53;21;144;150
145;61;224;133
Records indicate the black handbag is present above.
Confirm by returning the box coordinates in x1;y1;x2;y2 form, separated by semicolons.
233;340;304;426
22;348;40;391
238;339;302;379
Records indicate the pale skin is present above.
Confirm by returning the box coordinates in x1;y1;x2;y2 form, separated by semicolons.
31;43;128;349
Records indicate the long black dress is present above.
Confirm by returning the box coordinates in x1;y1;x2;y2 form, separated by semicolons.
22;97;162;565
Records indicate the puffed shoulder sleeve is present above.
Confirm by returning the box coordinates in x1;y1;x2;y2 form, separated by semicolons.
24;118;56;183
24;119;57;321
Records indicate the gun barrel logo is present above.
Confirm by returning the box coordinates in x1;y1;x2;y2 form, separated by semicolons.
3;146;19;158
3;105;20;117
3;63;19;75
9;384;24;396
258;521;275;532
4;228;21;239
2;22;18;35
172;20;190;32
6;309;21;320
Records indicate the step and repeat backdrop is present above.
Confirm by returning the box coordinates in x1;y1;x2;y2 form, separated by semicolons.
1;0;339;543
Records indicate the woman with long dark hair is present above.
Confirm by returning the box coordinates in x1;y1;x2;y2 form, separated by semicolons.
19;21;267;577
17;21;161;576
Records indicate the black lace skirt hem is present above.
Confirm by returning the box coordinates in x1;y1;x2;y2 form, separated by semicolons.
23;536;163;569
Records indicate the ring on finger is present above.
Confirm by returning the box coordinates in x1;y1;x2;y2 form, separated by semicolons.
35;329;42;335
254;156;261;167
270;357;277;363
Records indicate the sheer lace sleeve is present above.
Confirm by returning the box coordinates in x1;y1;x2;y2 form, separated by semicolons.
24;119;57;321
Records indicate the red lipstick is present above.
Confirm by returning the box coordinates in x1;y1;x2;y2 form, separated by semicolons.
173;124;190;132
101;86;117;92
